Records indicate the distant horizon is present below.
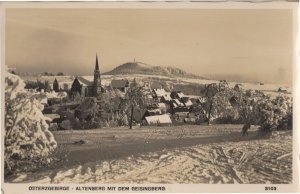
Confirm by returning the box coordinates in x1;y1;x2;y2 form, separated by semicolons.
11;63;292;86
6;8;294;85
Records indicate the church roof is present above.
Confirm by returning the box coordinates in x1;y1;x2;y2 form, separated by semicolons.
77;77;93;87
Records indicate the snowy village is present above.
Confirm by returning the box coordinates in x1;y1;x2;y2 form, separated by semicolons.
3;6;295;188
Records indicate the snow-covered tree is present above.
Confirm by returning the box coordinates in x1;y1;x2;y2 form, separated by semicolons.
5;71;57;175
230;89;292;136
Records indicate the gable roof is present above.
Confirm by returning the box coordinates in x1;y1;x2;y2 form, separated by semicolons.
177;92;186;98
184;100;193;107
77;77;93;86
173;99;184;106
111;79;129;88
161;93;172;101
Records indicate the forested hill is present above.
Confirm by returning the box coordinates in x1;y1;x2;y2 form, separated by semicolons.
104;62;206;79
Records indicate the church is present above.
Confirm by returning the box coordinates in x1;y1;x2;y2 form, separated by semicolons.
70;55;104;97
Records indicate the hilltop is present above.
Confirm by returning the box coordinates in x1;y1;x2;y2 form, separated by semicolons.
103;62;206;79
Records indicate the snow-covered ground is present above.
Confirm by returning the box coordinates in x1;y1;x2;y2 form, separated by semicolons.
9;126;292;184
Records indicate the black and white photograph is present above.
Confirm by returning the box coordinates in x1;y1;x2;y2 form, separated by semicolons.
1;2;299;193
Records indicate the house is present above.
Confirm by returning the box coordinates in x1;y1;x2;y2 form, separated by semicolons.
171;107;190;122
171;99;184;108
111;79;129;93
190;98;198;105
70;77;94;97
170;91;185;99
143;109;162;118
183;99;193;108
160;93;172;103
143;114;172;126
197;96;207;104
180;96;193;108
184;112;197;123
152;88;168;101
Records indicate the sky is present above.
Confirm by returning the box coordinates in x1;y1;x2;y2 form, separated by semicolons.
5;8;294;84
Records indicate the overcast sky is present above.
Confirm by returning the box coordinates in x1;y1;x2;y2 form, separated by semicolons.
6;8;294;84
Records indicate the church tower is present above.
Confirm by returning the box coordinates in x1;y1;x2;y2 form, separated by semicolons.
93;54;102;97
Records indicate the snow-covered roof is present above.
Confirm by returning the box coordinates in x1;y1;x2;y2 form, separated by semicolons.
145;114;172;125
184;100;193;107
172;103;178;108
162;93;172;101
173;99;184;106
177;92;186;98
153;88;167;97
77;77;93;87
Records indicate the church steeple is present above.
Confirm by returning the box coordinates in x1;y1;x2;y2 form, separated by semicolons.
95;54;99;70
93;53;102;97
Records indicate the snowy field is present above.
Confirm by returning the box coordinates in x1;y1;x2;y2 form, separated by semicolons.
9;125;292;184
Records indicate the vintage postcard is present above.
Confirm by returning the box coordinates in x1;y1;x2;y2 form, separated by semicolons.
1;1;299;193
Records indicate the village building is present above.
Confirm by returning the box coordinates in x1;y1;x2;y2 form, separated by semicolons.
70;55;104;97
171;99;184;108
111;79;129;93
171;107;190;122
170;91;185;99
143;114;172;126
183;99;193;108
196;96;207;104
152;88;167;98
160;93;172;103
143;108;162;117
